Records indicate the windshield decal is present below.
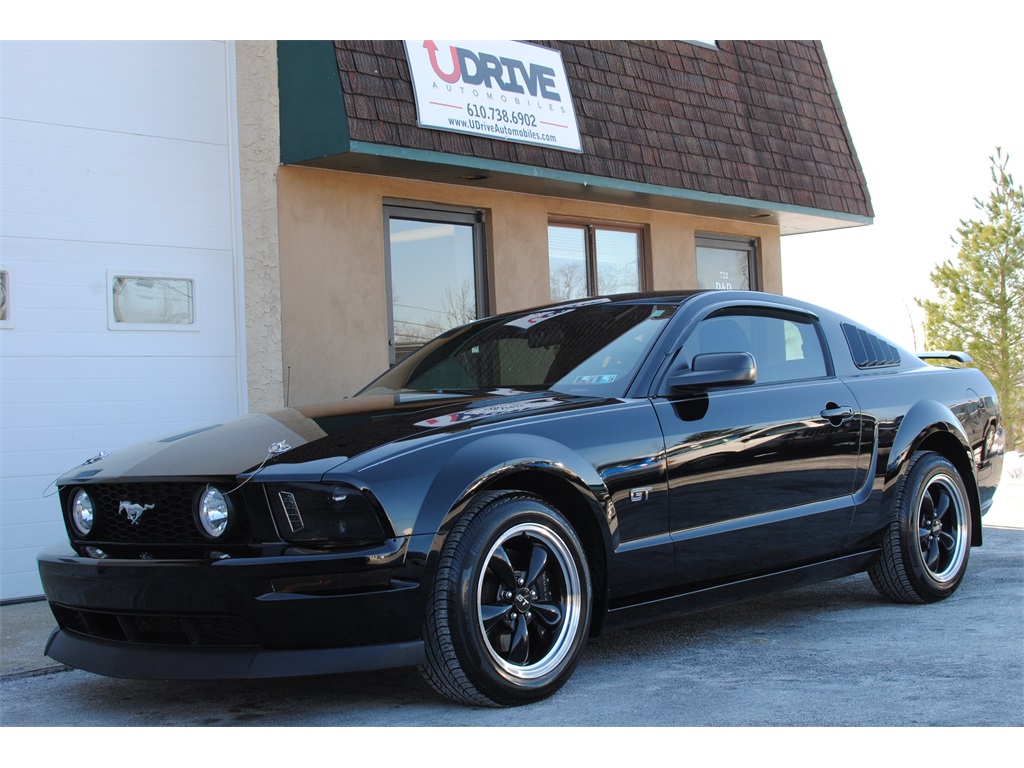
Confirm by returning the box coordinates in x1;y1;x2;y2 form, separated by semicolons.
573;374;618;384
505;298;610;329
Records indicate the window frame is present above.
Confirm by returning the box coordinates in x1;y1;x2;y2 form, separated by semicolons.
548;219;647;300
383;202;489;366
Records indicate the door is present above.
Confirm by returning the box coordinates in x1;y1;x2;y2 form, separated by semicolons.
653;309;861;587
384;205;487;364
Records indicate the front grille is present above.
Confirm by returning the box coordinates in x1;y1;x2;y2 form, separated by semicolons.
64;482;252;546
52;604;257;647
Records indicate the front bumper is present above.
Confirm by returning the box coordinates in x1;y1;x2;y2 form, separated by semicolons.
44;628;425;680
37;537;429;680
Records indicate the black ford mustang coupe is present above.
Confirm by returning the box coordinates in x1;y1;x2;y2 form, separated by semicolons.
39;291;1004;706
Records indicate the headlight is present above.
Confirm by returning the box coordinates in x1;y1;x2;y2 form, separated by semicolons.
70;489;94;536
196;486;231;538
268;484;390;545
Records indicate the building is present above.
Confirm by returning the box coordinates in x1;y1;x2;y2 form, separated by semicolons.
0;39;872;600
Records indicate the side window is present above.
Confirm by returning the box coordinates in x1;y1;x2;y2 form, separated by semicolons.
686;312;828;384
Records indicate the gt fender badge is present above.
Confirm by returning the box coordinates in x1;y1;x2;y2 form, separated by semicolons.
630;487;652;502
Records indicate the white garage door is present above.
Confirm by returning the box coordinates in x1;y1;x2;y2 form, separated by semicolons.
0;41;245;600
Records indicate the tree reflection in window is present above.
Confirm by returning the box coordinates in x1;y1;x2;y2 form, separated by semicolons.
548;224;642;301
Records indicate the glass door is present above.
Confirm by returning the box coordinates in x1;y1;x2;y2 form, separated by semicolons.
385;205;487;364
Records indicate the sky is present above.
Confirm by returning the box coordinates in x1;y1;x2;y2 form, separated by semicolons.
781;31;1023;350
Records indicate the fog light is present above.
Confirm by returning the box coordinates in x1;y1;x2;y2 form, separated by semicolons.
70;489;94;536
197;486;230;538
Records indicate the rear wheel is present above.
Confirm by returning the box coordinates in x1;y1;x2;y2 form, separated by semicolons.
869;451;971;603
419;491;591;706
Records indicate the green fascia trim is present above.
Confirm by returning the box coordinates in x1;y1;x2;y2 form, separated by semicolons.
278;41;349;164
348;140;873;226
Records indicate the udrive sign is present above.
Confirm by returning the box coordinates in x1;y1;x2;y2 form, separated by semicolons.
404;40;582;152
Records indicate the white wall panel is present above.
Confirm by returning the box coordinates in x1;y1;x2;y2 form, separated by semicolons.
3;120;232;249
0;41;244;600
1;41;229;143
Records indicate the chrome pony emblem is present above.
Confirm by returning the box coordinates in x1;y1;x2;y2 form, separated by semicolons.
118;501;154;525
83;450;110;466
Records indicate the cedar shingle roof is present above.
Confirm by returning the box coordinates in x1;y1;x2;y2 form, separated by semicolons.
330;40;872;221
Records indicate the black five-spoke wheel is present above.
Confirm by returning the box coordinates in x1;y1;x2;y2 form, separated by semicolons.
477;522;583;680
915;472;968;583
870;451;972;603
420;491;591;706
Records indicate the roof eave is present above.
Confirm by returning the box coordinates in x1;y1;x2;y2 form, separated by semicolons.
290;142;873;235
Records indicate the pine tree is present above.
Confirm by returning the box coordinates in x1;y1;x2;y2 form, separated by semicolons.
918;149;1024;450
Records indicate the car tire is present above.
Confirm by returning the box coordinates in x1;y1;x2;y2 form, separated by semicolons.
419;491;592;706
869;451;971;604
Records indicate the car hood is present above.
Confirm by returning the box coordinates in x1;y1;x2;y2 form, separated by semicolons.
58;391;596;483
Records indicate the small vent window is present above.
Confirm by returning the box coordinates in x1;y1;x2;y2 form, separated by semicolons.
842;323;901;369
0;269;12;328
107;273;198;331
0;270;9;320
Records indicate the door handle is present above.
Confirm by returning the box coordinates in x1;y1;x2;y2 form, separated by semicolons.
820;405;854;424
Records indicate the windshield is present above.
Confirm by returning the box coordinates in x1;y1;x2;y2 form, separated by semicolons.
360;300;678;398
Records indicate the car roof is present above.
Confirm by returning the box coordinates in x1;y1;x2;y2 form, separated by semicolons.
516;290;818;316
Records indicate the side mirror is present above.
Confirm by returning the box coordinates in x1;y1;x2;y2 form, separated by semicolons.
669;352;757;392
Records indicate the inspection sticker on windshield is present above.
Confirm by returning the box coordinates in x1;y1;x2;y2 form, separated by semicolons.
573;374;618;384
415;397;562;428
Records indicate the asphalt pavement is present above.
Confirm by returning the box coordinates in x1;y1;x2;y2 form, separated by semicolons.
2;472;1021;728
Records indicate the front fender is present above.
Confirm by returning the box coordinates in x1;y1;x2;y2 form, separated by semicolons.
418;432;610;540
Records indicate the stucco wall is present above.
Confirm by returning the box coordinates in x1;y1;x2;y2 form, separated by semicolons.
235;41;285;413
277;166;783;406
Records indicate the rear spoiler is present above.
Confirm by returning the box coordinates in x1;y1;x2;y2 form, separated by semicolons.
916;351;973;364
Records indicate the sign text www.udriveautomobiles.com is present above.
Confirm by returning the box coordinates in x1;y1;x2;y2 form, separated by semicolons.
404;40;583;152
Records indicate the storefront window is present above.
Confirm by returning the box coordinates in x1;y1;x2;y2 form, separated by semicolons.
695;234;758;291
548;223;642;301
385;205;487;364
